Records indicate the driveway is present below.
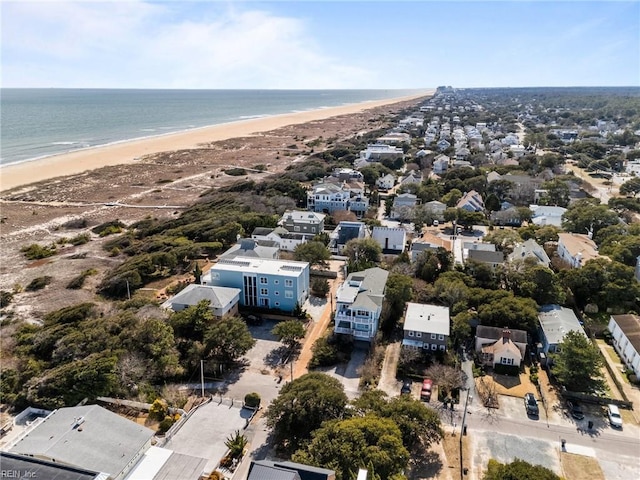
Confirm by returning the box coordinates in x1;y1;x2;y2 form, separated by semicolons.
318;346;368;399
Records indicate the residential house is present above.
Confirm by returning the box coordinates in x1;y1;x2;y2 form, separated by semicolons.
307;182;351;214
608;314;640;378
436;139;451;151
557;233;600;268
251;227;307;252
356;143;404;166
161;284;241;318
372;226;407;254
456;190;484;212
9;405;155;480
529;205;567;227
376;132;411;145
486;171;502;183
424;200;447;220
466;249;504;269
490;207;523;227
376;173;396;191
203;257;310;313
329;221;368;254
537;304;587;355
279;210;326;237
433;155;449;175
509;145;526;157
334;267;389;341
455;147;471;161
509;239;551;268
399;170;423;187
219;238;279;260
0;452;102;480
331;167;364;183
411;232;452;262
391;193;419;219
248;460;335;480
124;446;208;480
402;303;450;352
349;194;370;217
476;326;528;368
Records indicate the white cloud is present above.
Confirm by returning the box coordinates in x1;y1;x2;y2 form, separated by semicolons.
2;1;373;88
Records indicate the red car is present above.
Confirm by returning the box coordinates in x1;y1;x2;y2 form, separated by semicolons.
420;379;433;402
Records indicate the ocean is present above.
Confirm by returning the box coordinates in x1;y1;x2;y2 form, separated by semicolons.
0;89;423;166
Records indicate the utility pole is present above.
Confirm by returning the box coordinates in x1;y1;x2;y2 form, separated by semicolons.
126;280;131;300
459;387;471;479
200;360;205;398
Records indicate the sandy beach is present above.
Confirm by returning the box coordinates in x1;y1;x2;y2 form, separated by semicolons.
0;91;433;192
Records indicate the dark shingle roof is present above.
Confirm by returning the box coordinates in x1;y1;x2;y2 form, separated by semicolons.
610;314;640;354
0;452;100;480
476;325;528;344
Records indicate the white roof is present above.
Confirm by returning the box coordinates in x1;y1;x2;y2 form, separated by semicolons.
404;303;450;335
211;257;309;277
281;210;326;224
538;305;586;346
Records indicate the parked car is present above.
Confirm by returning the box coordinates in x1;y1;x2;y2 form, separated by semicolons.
566;400;584;420
400;380;412;395
524;393;539;416
607;404;623;428
420;379;433;402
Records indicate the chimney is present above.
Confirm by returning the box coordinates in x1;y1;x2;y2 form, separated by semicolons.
502;328;511;341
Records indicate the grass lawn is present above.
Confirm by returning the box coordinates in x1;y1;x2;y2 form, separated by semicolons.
561;453;605;480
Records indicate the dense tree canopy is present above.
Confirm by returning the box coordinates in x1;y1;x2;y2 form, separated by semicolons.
272;320;307;351
484;458;562;480
293;241;330;267
265;372;348;454
344;238;382;272
203;316;256;366
293;415;409;480
562;199;620;237
551;330;605;394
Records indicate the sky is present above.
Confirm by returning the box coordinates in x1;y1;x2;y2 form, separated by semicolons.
2;0;639;89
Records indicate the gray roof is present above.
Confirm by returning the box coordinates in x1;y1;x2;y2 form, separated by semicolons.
538;305;586;346
610;314;640;354
163;284;240;310
9;405;154;477
467;249;504;264
337;267;389;312
151;451;209;480
509;239;551;267
281;210;326;224
248;460;334;480
0;452;102;480
252;227;275;236
476;325;528;344
220;238;279;260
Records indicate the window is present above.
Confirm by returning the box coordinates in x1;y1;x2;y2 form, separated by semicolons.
501;357;514;366
275;291;279;296
294;226;300;232
260;277;268;284
274;280;279;285
431;344;437;350
439;345;446;351
416;332;422;338
285;279;293;287
260;288;268;296
438;334;445;341
285;291;293;299
431;333;437;340
408;331;414;337
275;302;280;307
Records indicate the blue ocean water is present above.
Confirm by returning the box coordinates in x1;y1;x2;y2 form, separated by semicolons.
0;89;423;166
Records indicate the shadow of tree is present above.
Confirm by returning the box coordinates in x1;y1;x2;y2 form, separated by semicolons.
493;373;522;389
408;450;443;479
264;346;289;368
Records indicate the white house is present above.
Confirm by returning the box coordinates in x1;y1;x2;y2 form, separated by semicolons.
391;193;418;219
433;156;449;175
476;326;528;368
509;239;551;268
357;143;404;166
456;190;484;212
538;305;587;355
402;303;450;352
372;227;407;254
307;182;351;214
608;314;640;378
557;233;600;268
423;200;447;219
529;205;567;227
334;267;389;342
399;170;423;187
376;173;396;191
162;284;241;318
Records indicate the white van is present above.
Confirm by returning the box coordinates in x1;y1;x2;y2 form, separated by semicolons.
607;404;623;428
432;220;439;227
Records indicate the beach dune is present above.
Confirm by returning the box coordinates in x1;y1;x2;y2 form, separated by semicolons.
0;91;433;192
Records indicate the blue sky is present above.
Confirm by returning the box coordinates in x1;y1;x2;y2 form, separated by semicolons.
2;1;639;89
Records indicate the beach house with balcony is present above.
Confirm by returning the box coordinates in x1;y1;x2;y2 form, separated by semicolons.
202;257;309;313
402;303;450;352
334;267;389;342
307;182;351;214
356;144;404;167
279;210;326;237
376;173;396;191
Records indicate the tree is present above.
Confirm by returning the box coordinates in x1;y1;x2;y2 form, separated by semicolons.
225;430;249;459
411;204;438;231
169;300;216;340
193;263;203;284
442;188;463;207
382;273;413;333
619;177;640;197
487;179;514;201
551;330;605;394
562;199;620;237
477;296;539;333
265;372;347;454
344;238;382;272
292;415;409;480
272;320;306;351
203;316;256;366
311;277;330;297
424;364;468;399
540;179;570;207
293;241;330;267
484;458;562;480
484;193;500;213
483;229;522;254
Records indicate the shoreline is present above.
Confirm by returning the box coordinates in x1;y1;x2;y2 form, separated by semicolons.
0;91;433;192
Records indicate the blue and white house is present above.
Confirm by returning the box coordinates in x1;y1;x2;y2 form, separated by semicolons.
202;257;310;313
334;267;389;341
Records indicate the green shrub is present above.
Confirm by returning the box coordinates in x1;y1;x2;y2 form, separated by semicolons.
91;220;125;236
0;290;14;309
244;392;261;409
69;234;90;245
529;373;539;385
66;269;97;289
25;276;53;291
149;399;168;421
311;277;330;297
20;243;56;260
158;415;176;434
224;168;247;176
